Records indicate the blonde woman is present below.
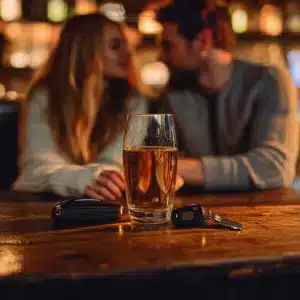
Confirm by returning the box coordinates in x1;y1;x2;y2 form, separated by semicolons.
14;13;148;200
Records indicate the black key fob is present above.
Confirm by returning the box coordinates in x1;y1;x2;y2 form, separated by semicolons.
171;204;212;227
51;198;123;223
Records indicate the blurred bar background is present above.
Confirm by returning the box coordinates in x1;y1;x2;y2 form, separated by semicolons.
0;0;300;189
0;0;299;105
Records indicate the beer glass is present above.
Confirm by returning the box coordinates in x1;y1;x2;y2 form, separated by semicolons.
123;114;177;224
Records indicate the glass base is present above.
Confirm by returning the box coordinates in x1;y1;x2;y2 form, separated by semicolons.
128;207;172;225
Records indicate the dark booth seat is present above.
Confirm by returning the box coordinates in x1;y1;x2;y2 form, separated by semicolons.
0;99;20;190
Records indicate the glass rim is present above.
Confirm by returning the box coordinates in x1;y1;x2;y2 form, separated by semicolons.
127;113;174;117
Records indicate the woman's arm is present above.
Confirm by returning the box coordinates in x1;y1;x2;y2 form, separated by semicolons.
13;88;123;197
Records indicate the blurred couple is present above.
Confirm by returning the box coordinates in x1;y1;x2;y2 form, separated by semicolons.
14;0;299;199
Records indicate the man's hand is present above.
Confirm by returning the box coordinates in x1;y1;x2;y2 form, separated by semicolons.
85;170;126;201
175;174;184;190
177;158;204;186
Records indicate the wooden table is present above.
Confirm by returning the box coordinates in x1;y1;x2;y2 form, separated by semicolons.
1;188;300;299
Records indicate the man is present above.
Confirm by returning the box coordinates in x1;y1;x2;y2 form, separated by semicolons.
155;0;299;191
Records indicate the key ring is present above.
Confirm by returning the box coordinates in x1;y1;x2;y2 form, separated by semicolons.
201;206;213;225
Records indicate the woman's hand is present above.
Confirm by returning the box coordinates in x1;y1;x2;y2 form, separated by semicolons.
85;170;126;201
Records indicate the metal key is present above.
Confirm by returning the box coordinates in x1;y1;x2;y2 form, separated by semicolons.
202;207;243;230
213;213;243;231
171;204;243;230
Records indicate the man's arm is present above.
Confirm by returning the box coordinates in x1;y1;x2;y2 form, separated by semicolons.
178;67;299;190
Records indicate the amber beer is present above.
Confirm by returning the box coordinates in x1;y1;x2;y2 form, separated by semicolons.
123;146;178;223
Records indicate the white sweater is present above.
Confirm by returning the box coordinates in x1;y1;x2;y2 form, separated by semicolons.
13;88;148;196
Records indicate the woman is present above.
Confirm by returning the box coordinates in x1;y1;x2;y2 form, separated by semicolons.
13;13;148;200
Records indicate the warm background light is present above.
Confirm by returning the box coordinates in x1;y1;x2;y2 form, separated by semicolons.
231;8;248;34
31;23;53;44
99;2;126;23
287;15;300;33
5;23;53;44
3;22;54;69
30;48;49;68
138;10;162;35
141;61;169;87
10;51;30;69
47;0;68;23
0;0;22;21
4;23;22;40
5;91;18;100
75;0;97;15
259;5;283;36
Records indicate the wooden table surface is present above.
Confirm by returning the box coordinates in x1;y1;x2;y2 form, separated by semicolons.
1;188;300;299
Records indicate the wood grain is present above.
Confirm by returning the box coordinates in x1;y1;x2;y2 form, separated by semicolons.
1;188;300;278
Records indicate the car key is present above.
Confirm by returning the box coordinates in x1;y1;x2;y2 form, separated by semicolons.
171;204;243;230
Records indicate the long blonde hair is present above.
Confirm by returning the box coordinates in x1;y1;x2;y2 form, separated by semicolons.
28;13;132;164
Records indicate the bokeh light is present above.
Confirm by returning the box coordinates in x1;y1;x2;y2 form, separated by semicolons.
287;15;300;33
32;23;53;44
30;48;49;68
99;2;125;23
48;0;68;23
259;5;283;36
5;91;18;100
75;0;97;15
10;51;30;69
0;0;22;21
4;22;22;40
231;8;248;34
138;10;162;35
141;62;169;87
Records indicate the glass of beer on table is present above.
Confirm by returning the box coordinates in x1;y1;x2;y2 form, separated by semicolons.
123;114;178;224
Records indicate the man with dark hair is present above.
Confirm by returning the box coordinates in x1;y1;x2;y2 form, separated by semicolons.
155;0;299;191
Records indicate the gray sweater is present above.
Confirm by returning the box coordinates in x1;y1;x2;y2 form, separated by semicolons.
157;60;299;190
